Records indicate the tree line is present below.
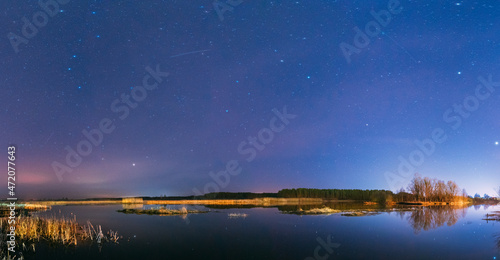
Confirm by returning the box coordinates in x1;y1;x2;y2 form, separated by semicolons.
277;188;393;201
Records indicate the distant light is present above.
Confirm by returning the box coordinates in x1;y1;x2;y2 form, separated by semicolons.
457;71;461;75
225;110;229;112
132;163;135;166
496;141;499;146
68;68;71;71
96;35;100;38
455;3;461;6
73;55;77;58
307;76;311;79
92;11;96;14
78;86;82;89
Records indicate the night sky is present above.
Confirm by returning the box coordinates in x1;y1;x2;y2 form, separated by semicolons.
1;1;499;199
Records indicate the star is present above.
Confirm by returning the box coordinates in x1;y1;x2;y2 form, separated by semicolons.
495;142;499;146
132;163;136;166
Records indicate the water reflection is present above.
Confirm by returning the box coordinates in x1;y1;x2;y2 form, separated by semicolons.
122;203;144;209
495;232;500;249
401;206;468;234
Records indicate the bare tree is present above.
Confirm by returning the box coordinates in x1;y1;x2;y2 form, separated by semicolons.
408;173;424;201
446;180;460;202
422;177;434;203
434;180;447;202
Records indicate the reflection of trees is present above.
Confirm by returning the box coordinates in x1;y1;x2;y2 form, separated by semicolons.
495;232;500;249
406;206;467;234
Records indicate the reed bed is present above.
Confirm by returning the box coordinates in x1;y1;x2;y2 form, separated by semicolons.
22;204;51;211
13;216;79;245
284;207;342;215
0;215;120;258
118;206;207;215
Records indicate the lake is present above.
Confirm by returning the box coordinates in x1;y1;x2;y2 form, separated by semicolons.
30;203;500;260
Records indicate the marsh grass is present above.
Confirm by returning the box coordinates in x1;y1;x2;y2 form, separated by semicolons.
117;206;207;215
0;215;120;258
13;216;79;245
284;207;342;215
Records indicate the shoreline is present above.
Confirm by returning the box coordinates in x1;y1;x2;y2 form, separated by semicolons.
15;198;492;207
23;198;354;206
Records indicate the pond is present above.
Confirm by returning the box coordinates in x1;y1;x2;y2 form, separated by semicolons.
30;203;500;260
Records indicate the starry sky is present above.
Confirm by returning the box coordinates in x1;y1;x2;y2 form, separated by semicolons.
1;1;499;199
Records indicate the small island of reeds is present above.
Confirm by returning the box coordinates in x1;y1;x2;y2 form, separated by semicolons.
283;207;341;215
117;206;207;216
483;211;500;221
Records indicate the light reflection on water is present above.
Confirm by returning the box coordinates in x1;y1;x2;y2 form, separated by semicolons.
31;204;499;260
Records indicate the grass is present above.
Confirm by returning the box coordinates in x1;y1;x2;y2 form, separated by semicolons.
0;215;120;259
28;200;122;206
341;210;381;217
117;206;207;215
14;216;79;245
284;207;342;215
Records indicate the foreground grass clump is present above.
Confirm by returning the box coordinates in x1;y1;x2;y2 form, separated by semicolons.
118;206;207;215
0;216;120;259
3;216;78;246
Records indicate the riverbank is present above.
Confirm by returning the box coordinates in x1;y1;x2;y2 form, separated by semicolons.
30;198;329;206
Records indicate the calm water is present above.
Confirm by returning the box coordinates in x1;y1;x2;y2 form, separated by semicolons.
30;204;500;260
